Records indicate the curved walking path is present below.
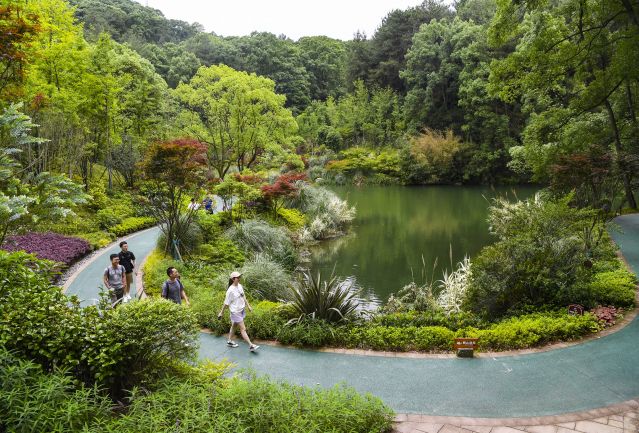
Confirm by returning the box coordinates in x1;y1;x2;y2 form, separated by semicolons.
65;214;639;421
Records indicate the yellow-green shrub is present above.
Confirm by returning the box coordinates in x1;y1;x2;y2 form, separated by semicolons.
110;217;156;237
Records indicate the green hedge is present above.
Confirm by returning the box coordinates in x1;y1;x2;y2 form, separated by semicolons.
588;269;637;308
109;217;156;237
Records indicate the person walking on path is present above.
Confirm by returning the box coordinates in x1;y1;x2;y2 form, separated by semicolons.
104;254;127;305
161;267;190;306
218;271;259;352
118;241;136;301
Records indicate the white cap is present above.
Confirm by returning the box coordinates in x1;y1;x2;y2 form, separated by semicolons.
230;271;242;279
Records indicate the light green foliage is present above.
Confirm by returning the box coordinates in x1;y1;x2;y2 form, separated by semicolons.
193;239;245;268
326;147;402;181
105;374;393;433
296;82;404;151
142;250;176;297
588;269;637;308
384;282;439;314
174;64;299;178
471;312;603;351
109;216;156;237
204;253;289;303
78;231;113;249
284;271;360;323
0;350;111;433
340;325;455;351
276;207;306;230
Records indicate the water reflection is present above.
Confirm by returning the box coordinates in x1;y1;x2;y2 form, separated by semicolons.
310;185;535;304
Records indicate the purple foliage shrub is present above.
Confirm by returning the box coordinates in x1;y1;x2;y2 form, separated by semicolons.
2;232;92;266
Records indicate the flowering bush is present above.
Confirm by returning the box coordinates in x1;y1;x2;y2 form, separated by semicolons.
2;232;91;266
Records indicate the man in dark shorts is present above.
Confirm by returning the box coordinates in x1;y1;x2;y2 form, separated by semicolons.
104;254;127;305
118;241;136;302
161;267;190;306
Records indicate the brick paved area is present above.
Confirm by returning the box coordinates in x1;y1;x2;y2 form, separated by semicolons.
393;400;639;433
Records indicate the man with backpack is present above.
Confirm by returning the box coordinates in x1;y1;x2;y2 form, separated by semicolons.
104;254;127;305
161;267;190;306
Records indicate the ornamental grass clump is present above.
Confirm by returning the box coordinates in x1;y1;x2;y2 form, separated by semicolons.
289;183;355;239
284;270;361;323
225;219;297;270
437;256;471;314
1;232;91;267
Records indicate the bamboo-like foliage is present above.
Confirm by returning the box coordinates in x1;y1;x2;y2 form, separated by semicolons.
285;270;360;323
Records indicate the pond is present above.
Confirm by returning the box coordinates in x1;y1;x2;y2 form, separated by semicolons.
309;185;537;306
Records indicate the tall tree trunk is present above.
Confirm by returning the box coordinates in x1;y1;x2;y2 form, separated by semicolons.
604;98;637;209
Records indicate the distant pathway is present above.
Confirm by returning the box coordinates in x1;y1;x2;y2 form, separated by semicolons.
66;214;639;419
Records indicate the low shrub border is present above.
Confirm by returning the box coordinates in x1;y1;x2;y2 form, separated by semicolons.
142;250;612;353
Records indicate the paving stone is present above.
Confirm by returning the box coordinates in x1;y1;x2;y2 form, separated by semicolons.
574;420;623;433
556;428;577;433
461;426;492;433
491;427;526;433
610;420;624;428
626;413;638;419
439;426;467;433
593;417;610;424
413;424;444;433
395;414;408;422
612;416;625;422
524;426;558;433
557;423;576;429
394;422;424;433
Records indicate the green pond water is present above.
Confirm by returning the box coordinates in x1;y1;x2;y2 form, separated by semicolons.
309;185;537;306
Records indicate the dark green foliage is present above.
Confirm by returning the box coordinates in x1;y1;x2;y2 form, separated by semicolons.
0;251;199;397
464;195;609;317
0;251;86;373
285;271;360;323
71;0;203;44
81;298;200;394
276;319;337;347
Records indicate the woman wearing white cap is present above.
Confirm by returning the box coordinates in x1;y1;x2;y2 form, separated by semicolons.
218;271;259;352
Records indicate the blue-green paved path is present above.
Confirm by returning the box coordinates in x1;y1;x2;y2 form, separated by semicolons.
66;215;639;417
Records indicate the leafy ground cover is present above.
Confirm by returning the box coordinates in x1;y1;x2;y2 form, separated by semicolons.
1;232;91;268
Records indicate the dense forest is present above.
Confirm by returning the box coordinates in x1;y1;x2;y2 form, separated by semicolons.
1;0;638;210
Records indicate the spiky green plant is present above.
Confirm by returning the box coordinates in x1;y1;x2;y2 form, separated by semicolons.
285;270;360;323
